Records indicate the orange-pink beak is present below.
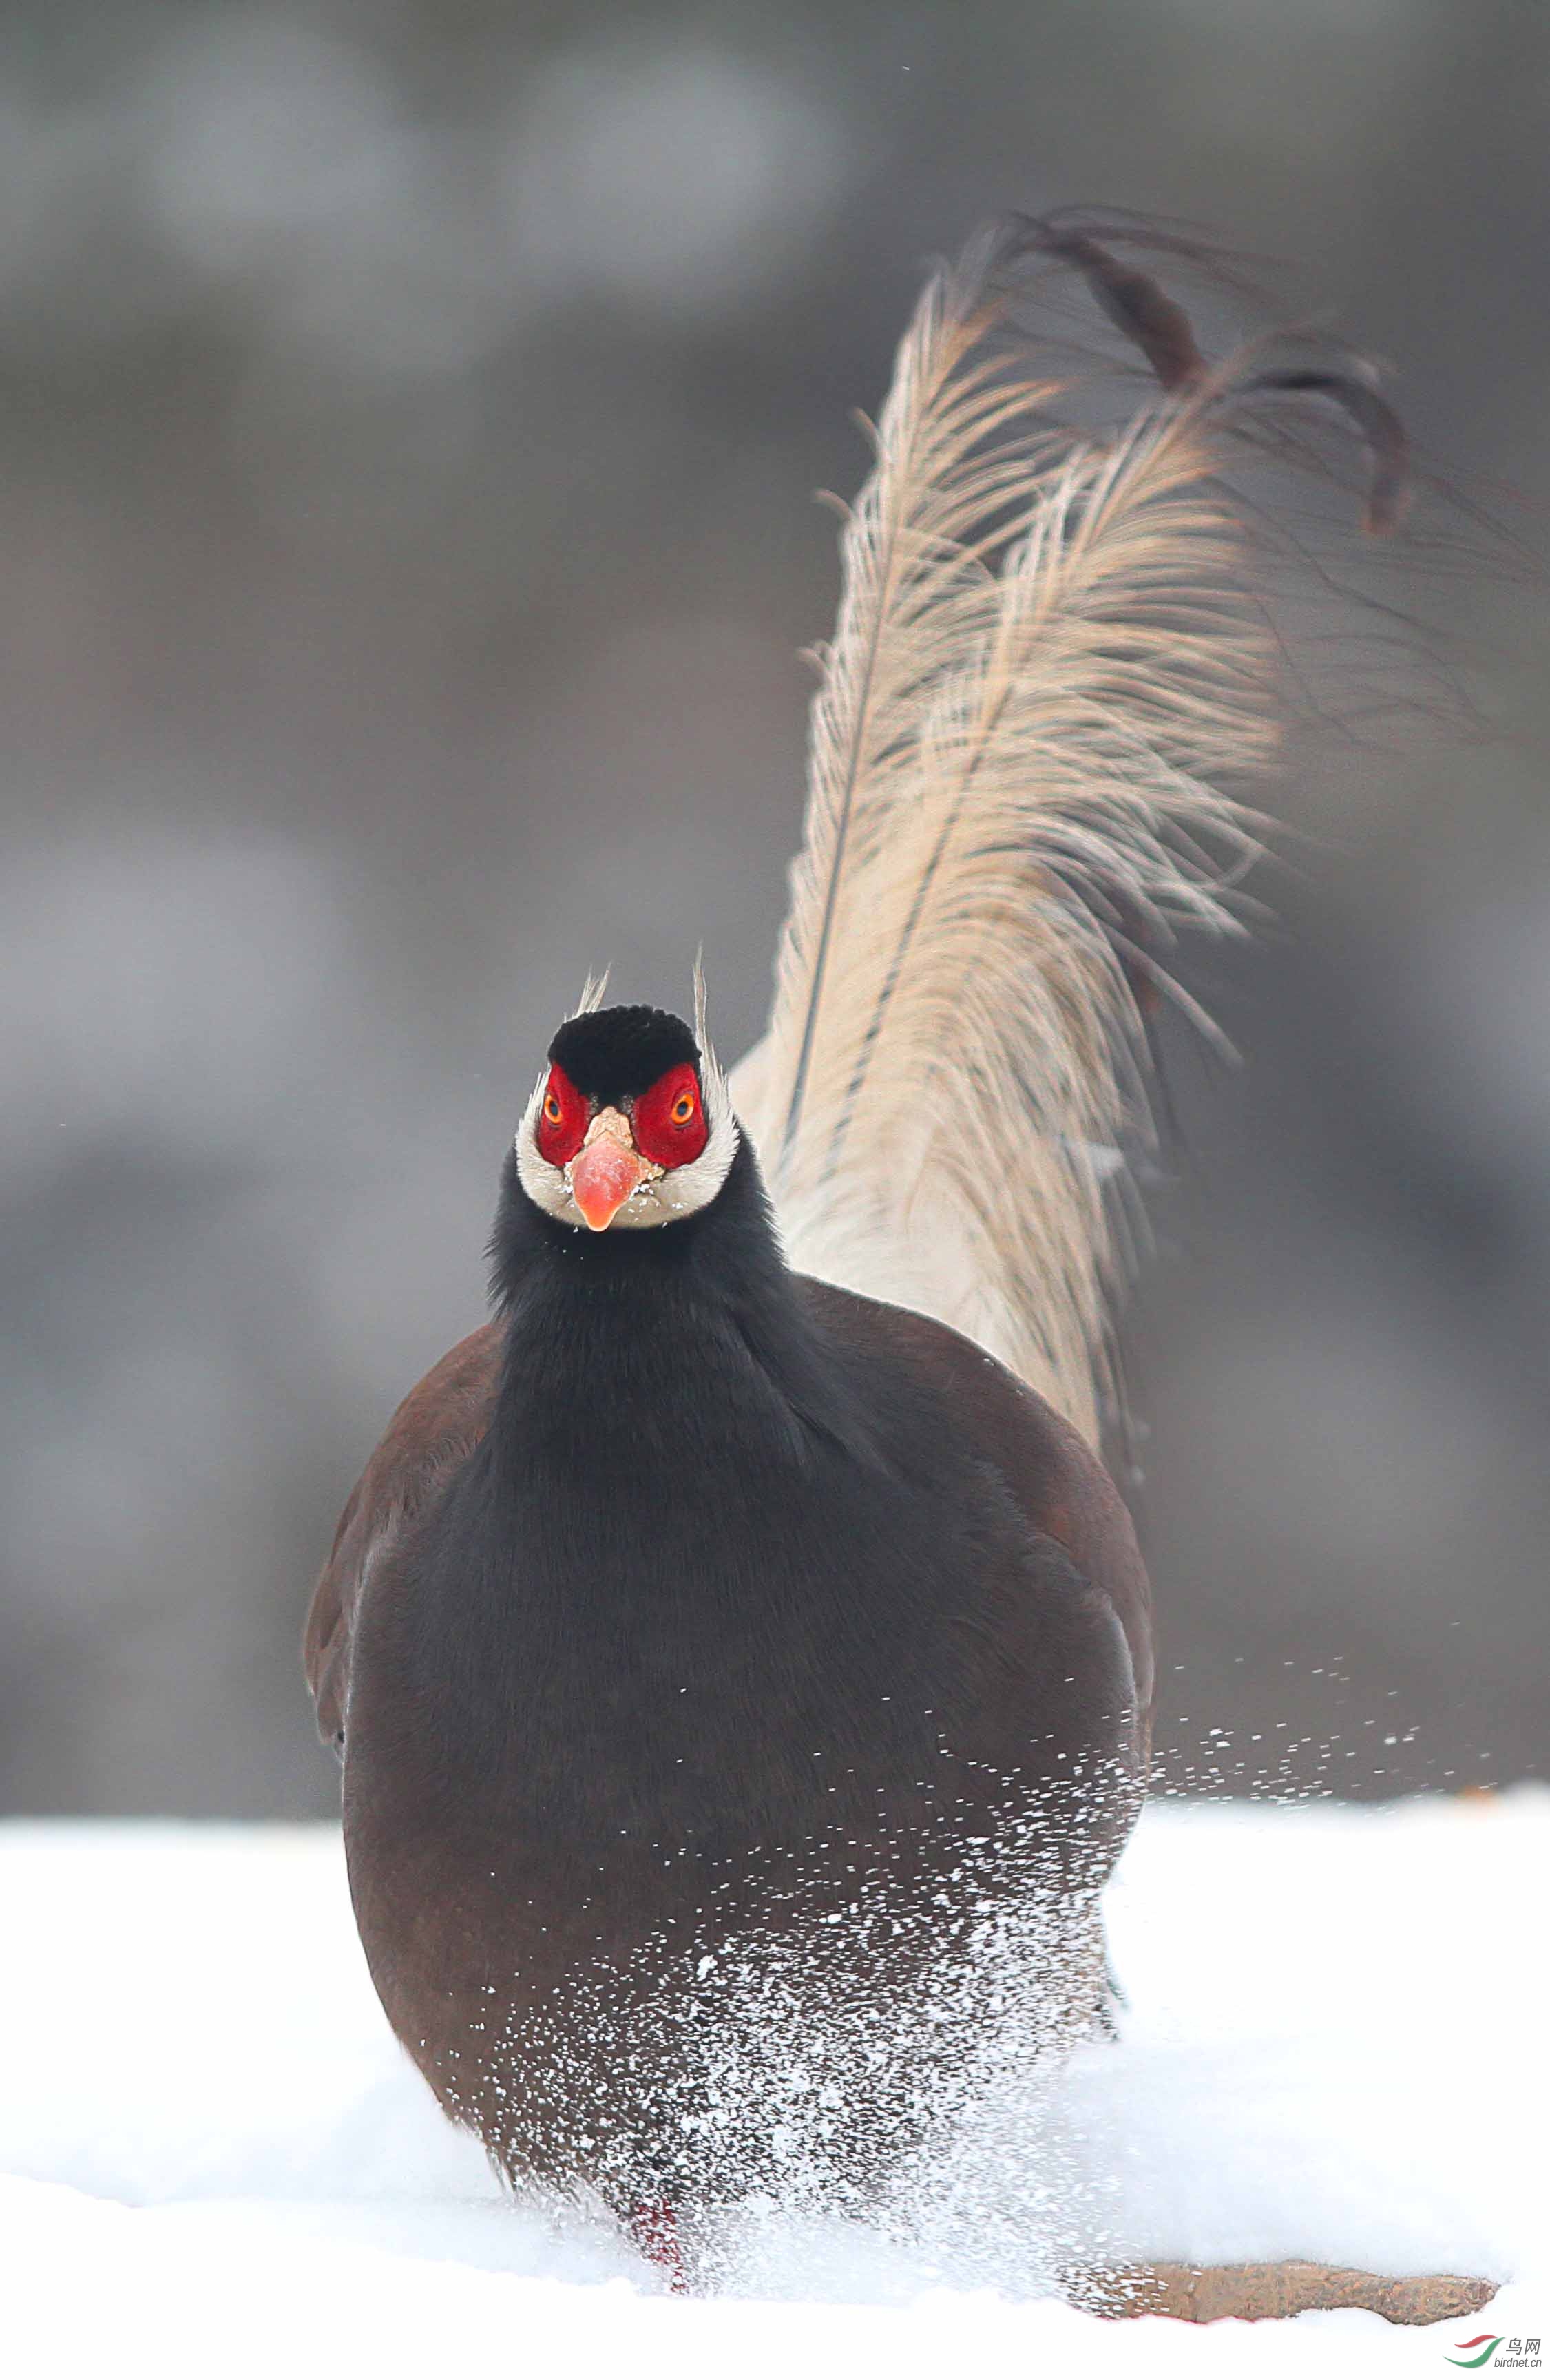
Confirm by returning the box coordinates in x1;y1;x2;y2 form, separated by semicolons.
569;1114;649;1231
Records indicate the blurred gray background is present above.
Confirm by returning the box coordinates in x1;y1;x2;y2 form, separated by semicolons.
3;0;1546;1817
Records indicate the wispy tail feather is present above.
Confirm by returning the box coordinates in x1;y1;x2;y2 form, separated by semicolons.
732;217;1404;1444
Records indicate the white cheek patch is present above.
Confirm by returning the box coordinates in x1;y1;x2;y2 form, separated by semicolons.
514;1069;578;1222
644;1096;738;1222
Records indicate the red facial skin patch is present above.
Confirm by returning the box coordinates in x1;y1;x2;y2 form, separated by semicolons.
534;1064;589;1168
631;1063;709;1169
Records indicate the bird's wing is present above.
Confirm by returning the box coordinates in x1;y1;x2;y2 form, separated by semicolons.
795;1271;1153;1734
733;216;1403;1446
303;1323;503;1749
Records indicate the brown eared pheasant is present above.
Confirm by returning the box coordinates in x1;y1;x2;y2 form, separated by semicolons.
304;216;1403;2288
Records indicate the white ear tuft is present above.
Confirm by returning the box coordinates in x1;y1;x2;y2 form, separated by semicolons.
691;950;709;1054
572;970;611;1019
692;951;728;1102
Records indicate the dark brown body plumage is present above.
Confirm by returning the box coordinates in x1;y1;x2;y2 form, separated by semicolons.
307;1125;1151;2208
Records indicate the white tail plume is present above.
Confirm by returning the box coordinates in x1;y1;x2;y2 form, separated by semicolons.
731;218;1403;1445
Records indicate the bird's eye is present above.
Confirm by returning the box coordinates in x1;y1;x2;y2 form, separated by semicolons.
671;1091;695;1126
543;1091;563;1126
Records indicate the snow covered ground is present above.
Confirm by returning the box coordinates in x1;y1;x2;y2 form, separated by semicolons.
3;1792;1544;2376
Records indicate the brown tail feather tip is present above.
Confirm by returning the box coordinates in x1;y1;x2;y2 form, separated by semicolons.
981;214;1408;535
1237;362;1410;535
1008;218;1208;393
